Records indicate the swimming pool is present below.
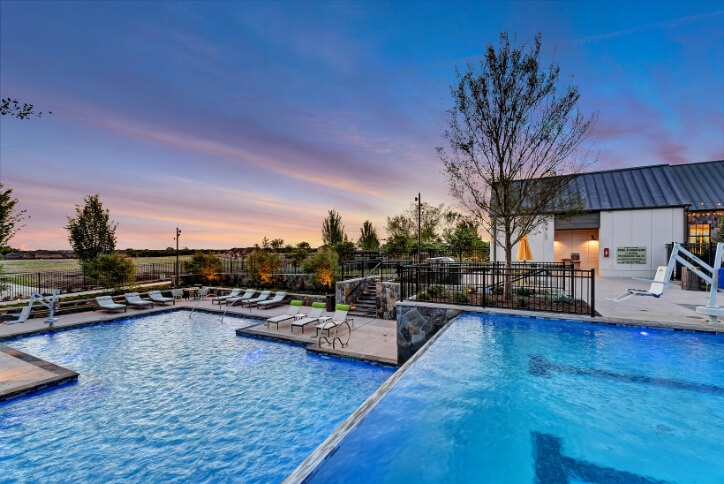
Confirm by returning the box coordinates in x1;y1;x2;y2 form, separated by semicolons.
0;310;393;483
307;312;724;483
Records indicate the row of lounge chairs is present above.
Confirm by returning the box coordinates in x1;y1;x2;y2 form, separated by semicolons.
265;300;352;336
95;291;178;312
212;289;287;309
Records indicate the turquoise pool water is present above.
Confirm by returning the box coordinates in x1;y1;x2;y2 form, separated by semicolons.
310;313;724;483
0;311;393;483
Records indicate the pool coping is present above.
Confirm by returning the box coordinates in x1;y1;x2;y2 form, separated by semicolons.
283;312;458;483
0;344;79;402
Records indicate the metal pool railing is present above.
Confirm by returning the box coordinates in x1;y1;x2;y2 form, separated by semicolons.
399;262;596;317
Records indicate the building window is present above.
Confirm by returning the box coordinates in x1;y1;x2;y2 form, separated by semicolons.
689;224;711;244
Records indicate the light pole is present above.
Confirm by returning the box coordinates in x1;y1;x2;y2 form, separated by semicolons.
415;193;422;263
174;227;181;286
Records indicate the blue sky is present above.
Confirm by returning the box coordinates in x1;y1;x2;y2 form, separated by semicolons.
1;1;722;249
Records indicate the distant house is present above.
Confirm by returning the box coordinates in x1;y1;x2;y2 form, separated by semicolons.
492;160;723;277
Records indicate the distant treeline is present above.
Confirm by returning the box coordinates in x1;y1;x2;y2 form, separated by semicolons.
122;248;218;258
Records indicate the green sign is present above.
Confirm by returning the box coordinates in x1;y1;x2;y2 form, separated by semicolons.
616;247;646;264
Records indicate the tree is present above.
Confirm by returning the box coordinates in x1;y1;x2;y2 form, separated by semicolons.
84;253;136;289
302;249;338;290
358;220;380;250
66;194;118;263
270;238;285;252
443;216;489;260
187;251;222;283
322;209;345;246
1;98;51;119
0;184;28;251
332;239;356;261
291;241;312;266
261;236;270;250
247;248;281;286
438;32;595;298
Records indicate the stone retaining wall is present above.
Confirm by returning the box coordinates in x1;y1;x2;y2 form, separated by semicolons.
376;281;400;320
335;276;374;305
396;302;461;364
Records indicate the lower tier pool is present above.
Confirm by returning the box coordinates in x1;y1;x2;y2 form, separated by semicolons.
0;310;393;483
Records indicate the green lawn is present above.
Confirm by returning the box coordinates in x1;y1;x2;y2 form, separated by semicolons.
0;256;193;274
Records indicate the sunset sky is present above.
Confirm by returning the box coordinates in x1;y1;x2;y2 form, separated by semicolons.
1;1;722;250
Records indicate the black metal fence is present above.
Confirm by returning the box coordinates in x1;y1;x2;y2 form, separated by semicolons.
339;259;414;281
665;242;723;280
400;262;596;317
0;262;183;301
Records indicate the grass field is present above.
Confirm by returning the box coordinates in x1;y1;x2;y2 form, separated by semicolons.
0;256;193;274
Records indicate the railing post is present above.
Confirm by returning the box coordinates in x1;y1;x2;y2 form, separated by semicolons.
590;268;596;317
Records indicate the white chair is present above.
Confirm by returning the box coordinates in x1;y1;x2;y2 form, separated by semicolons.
265;300;303;329
96;296;127;313
124;292;153;308
315;305;352;336
611;266;669;302
256;292;287;309
290;303;326;333
148;291;175;305
212;288;241;305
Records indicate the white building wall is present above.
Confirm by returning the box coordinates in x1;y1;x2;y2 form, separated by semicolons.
598;207;685;278
493;218;555;263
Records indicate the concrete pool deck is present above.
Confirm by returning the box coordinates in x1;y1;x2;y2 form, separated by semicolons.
0;299;397;401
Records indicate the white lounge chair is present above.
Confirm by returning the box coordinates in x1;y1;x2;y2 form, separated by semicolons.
148;290;174;305
290;302;326;333
212;288;241;305
315;304;352;336
124;292;153;308
256;292;287;309
265;300;303;329
240;290;271;308
611;266;669;302
224;289;256;306
96;296;127;313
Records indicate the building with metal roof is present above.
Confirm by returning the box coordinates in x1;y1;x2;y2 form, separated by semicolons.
494;160;723;278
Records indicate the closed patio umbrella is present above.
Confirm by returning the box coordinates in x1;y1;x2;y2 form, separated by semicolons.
516;235;533;261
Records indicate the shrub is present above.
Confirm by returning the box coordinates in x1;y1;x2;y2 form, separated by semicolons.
185;251;223;284
247;249;281;287
452;292;468;304
517;296;529;308
516;287;532;296
83;253;136;289
426;285;445;297
302;249;338;290
493;286;504;295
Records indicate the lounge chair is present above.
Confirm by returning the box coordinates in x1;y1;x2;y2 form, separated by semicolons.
290;302;326;333
256;292;287;309
315;304;352;336
224;289;256;306
265;300;303;329
124;292;153;309
96;296;127;313
240;290;272;308
148;290;175;305
611;266;669;302
212;288;241;305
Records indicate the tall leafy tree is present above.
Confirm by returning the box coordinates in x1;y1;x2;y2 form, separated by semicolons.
270;238;285;252
358;220;380;250
321;209;345;246
438;32;595;298
0;184;28;250
65;194;118;262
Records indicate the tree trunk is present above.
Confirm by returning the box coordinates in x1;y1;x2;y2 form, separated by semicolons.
504;233;513;301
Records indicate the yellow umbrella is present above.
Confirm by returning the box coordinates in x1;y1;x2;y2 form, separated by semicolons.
516;235;533;261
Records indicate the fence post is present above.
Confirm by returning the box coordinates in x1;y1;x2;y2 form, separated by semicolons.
590;268;596;317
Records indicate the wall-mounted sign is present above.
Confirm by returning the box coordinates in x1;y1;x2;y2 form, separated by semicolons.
616;246;646;264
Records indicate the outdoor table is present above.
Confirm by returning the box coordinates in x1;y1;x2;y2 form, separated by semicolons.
184;287;199;300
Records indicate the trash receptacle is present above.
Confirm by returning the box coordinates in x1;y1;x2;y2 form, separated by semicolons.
719;268;724;290
325;294;336;312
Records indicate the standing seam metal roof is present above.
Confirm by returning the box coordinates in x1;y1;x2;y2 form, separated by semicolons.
563;164;690;211
669;161;724;211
